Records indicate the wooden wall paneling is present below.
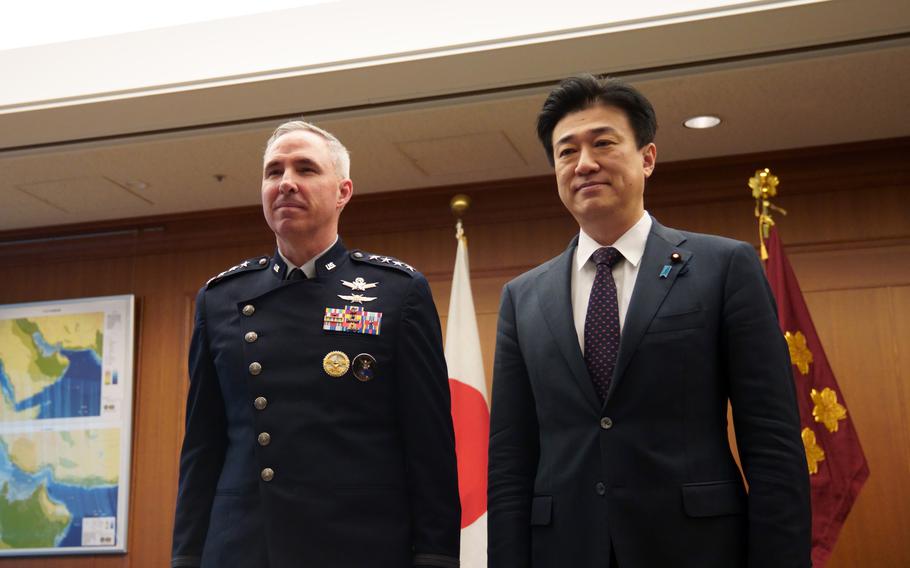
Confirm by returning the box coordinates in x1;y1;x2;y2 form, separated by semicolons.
804;286;910;568
127;253;194;567
0;138;907;566
786;243;910;292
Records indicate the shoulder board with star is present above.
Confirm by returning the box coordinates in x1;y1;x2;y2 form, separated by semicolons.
349;250;419;276
206;256;271;289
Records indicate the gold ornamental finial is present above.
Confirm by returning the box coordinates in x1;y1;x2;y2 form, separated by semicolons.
450;194;471;218
450;194;471;241
751;168;787;260
749;168;779;200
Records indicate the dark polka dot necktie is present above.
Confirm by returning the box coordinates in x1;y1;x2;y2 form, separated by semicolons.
584;247;623;403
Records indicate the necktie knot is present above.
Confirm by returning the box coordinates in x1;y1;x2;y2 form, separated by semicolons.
592;247;622;268
287;267;306;280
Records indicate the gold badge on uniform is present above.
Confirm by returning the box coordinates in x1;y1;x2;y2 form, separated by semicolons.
323;351;350;377
351;353;376;382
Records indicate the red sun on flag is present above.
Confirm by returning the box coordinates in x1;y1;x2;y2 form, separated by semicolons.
449;378;490;527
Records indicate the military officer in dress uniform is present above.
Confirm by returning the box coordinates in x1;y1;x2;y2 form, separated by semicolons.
172;121;461;568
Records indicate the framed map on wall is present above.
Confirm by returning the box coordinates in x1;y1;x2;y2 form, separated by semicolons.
0;295;135;556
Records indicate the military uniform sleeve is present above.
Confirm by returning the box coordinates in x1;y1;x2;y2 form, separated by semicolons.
722;242;812;567
172;288;229;568
394;275;461;567
487;283;539;567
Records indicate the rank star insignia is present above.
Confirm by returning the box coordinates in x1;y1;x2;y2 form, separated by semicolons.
342;277;379;291
338;293;377;304
810;387;848;433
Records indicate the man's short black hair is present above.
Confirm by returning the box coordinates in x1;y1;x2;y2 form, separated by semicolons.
536;74;658;166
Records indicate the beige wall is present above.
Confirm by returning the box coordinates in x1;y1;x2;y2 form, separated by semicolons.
0;138;907;567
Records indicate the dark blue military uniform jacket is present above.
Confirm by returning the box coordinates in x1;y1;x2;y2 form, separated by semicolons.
172;239;460;568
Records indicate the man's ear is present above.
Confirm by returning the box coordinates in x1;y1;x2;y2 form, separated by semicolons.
337;179;353;209
641;143;657;178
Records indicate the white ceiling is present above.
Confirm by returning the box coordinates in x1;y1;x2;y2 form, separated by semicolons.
1;2;908;232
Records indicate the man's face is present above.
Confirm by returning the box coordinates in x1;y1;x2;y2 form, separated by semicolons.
551;104;656;231
261;130;352;241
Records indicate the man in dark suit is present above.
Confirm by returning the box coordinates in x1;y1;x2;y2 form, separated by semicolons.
172;121;460;568
488;75;810;567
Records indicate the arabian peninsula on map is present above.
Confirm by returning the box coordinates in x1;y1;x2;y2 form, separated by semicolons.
0;314;104;420
0;313;119;550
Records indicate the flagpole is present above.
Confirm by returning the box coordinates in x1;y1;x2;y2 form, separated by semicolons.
749;167;786;260
450;193;471;240
445;192;489;568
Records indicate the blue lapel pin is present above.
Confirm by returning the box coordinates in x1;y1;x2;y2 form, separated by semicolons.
659;265;672;279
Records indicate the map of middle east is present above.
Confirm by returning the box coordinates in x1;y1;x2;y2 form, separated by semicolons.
0;314;103;421
0;312;120;551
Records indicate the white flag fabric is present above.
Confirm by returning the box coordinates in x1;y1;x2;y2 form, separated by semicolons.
445;222;489;568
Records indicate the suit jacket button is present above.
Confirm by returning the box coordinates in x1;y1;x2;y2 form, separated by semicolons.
245;331;258;343
249;362;262;376
595;482;606;496
258;432;271;446
600;417;613;430
261;467;274;481
242;304;255;316
254;396;268;410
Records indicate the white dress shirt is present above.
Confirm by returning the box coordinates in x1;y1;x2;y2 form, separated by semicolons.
571;212;652;353
277;236;338;279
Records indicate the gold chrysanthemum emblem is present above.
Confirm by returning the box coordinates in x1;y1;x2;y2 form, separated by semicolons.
785;331;813;375
802;427;825;475
811;387;847;433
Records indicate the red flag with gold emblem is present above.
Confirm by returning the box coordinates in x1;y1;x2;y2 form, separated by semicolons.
764;226;869;567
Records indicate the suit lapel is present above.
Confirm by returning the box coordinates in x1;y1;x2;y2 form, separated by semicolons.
537;238;602;412
609;220;691;399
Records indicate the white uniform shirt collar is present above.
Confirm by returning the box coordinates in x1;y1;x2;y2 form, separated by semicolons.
575;211;652;270
278;235;338;279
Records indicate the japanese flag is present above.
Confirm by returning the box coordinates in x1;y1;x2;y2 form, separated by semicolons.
445;224;489;567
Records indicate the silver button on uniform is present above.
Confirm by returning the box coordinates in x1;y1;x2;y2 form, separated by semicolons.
261;467;274;481
600;417;613;430
254;397;267;410
258;432;271;446
249;362;262;376
245;331;258;343
595;481;606;496
242;304;255;317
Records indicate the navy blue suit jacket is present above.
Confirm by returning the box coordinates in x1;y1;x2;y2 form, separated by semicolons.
488;219;810;567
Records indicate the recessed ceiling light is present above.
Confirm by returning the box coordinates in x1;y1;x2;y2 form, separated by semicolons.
124;180;149;190
683;115;721;129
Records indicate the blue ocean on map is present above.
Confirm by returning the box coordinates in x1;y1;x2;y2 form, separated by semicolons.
47;480;118;546
0;446;118;547
0;329;102;418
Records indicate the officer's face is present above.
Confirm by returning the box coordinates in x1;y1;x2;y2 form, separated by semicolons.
551;104;655;233
261;130;353;241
